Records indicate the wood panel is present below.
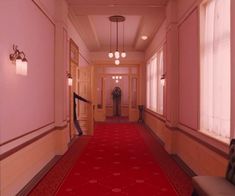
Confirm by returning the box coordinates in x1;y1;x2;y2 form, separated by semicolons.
69;39;79;138
144;112;228;176
78;67;93;135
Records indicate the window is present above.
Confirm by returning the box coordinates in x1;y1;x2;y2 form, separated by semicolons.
157;48;164;114
146;47;164;115
200;0;231;141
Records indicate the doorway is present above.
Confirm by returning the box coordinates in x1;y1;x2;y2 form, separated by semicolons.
94;65;139;122
69;39;93;139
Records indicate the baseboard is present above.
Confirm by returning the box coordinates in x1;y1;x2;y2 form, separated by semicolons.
143;123;196;177
143;123;165;147
16;155;61;196
171;155;196;177
68;135;79;147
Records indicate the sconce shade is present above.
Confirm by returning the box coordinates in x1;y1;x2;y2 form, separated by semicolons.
160;74;166;86
10;45;28;76
67;71;73;86
16;58;22;75
160;78;165;86
21;60;28;76
115;79;119;83
68;77;73;86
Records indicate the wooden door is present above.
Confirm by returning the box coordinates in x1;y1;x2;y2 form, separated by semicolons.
77;67;93;135
69;39;79;139
69;39;93;137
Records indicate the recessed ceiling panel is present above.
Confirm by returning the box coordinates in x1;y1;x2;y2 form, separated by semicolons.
67;0;168;52
67;0;168;6
89;15;141;51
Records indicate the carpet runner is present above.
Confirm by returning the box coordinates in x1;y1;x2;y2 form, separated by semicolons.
54;123;189;196
30;123;193;195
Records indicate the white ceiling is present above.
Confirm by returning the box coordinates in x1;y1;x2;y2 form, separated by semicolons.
67;0;168;52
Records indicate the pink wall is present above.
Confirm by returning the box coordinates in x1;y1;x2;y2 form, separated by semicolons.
178;9;199;130
177;0;200;21
33;0;56;20
0;0;55;143
232;0;235;138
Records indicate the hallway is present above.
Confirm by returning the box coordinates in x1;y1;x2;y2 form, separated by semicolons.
1;0;235;195
30;123;192;195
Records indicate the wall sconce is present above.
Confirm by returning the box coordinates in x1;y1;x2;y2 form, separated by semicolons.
160;74;166;86
112;75;122;83
67;72;73;86
9;45;28;76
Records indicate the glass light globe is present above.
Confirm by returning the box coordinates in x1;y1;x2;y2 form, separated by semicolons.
121;52;126;58
116;76;118;79
115;59;120;65
119;76;122;79
114;51;120;59
115;79;119;83
112;76;115;79
108;52;113;58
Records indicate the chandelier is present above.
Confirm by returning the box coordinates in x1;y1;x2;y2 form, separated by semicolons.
112;75;122;83
108;15;126;65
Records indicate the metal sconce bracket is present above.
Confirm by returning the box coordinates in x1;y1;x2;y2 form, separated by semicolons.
9;45;27;63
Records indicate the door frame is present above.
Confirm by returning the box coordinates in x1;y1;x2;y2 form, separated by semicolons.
93;65;140;122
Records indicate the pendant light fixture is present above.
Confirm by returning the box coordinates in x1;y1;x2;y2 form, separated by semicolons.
108;15;126;65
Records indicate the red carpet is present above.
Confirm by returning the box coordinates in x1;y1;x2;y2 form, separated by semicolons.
55;123;179;196
30;123;192;195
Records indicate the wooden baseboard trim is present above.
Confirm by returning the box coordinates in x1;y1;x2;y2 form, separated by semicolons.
16;155;61;196
143;123;165;147
142;123;196;177
171;155;196;177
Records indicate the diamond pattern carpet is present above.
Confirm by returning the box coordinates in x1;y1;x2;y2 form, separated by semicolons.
55;123;189;196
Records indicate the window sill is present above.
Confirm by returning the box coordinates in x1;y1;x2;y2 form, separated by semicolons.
178;123;229;158
144;109;165;122
199;129;230;145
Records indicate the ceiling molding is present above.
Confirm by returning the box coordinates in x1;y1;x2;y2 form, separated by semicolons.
88;16;101;49
66;0;168;53
133;16;144;50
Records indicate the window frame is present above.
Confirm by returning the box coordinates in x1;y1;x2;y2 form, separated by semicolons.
146;46;164;115
199;0;231;143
